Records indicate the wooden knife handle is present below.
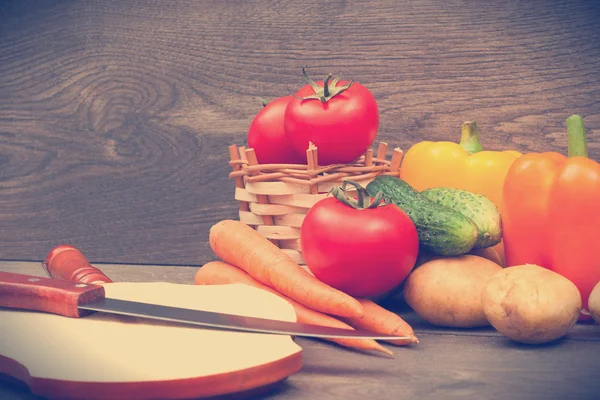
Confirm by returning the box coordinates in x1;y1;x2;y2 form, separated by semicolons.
44;245;113;284
0;271;105;318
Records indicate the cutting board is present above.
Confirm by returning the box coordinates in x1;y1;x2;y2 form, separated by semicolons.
0;282;303;400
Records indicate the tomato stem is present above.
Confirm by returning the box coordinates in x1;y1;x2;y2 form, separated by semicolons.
330;180;388;210
566;114;588;158
297;66;354;103
302;66;323;93
459;121;483;154
322;74;332;100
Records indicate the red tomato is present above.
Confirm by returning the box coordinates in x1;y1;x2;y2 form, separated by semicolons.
284;69;379;165
247;96;305;165
300;183;419;298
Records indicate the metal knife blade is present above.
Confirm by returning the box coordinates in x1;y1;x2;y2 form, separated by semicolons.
80;297;407;339
0;271;410;340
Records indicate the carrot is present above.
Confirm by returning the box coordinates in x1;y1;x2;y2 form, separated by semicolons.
208;220;364;319
342;299;419;346
195;261;392;356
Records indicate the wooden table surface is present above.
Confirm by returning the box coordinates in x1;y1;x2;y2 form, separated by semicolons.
2;0;600;399
1;261;600;400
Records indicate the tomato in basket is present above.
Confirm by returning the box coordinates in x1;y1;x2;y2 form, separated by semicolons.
284;67;378;166
247;96;305;165
300;180;419;298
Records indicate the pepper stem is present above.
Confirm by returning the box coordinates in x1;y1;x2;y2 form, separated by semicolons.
329;180;388;210
566;115;588;158
459;121;484;154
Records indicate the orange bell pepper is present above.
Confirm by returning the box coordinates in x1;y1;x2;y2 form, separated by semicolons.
502;115;600;320
399;121;522;209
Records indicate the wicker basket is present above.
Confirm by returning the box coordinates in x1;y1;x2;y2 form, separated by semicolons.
228;142;404;268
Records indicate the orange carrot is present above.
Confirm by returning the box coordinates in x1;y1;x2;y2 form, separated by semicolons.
342;299;419;346
195;261;392;356
208;220;364;319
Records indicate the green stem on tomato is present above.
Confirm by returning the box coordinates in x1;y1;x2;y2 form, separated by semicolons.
459;121;484;154
257;97;269;107
566;114;588;158
297;66;354;103
322;74;332;101
302;66;323;93
329;180;388;210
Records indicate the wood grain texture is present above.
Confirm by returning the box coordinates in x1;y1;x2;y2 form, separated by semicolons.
0;261;198;284
1;261;600;400
1;0;600;265
0;270;104;318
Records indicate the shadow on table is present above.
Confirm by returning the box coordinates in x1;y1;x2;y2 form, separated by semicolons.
0;376;40;400
380;288;600;343
0;374;296;400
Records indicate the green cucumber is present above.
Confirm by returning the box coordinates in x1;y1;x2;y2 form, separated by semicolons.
366;176;478;256
420;187;502;249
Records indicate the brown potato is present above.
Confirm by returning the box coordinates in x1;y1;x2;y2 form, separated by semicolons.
491;241;506;267
403;255;503;328
481;264;582;344
589;280;600;324
469;247;503;267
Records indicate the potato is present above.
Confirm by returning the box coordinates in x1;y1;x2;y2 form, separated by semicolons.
469;247;503;267
589;280;600;324
403;255;503;328
481;264;582;344
491;241;506;267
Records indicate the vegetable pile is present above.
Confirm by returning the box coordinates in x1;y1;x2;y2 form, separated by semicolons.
196;219;418;356
200;68;600;353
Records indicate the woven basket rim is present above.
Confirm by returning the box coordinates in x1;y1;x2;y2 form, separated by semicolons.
228;141;403;186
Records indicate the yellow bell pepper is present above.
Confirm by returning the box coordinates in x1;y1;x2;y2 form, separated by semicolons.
399;121;522;209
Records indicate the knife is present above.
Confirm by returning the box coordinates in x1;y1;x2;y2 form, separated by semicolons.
0;271;409;340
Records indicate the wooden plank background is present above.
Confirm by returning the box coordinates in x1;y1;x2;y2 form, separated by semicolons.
1;0;600;266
